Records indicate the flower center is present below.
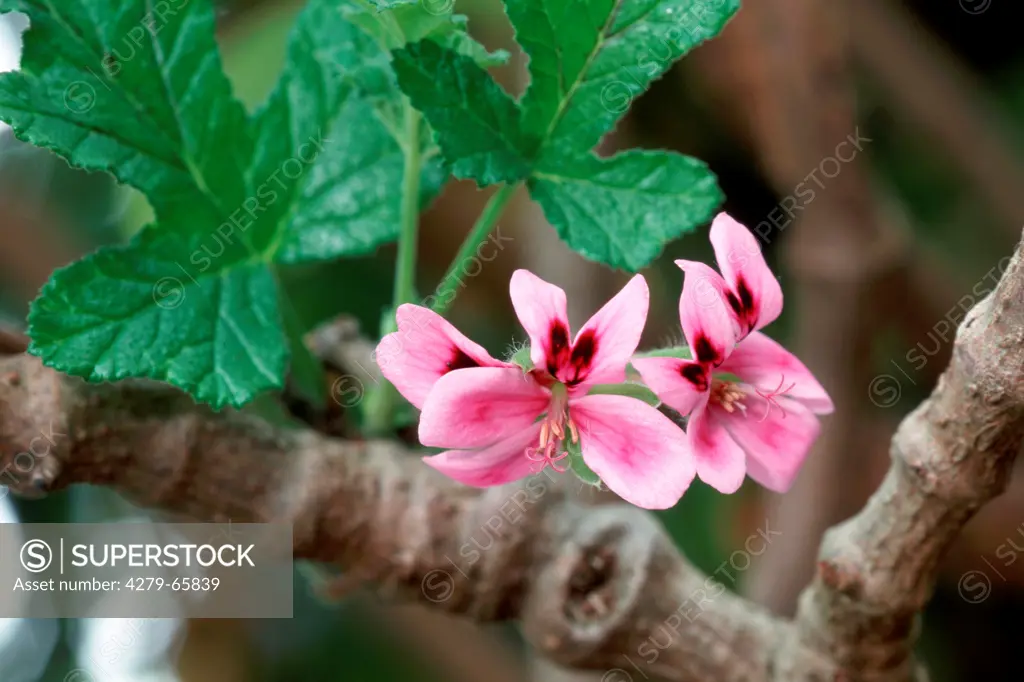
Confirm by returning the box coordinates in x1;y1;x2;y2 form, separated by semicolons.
710;380;748;414
525;388;577;473
710;375;797;421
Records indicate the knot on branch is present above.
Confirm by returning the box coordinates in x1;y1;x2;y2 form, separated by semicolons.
521;505;672;670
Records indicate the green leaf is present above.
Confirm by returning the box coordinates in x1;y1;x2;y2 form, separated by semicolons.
528;149;722;270
27;229;287;408
393;40;532;185
6;0;438;407
440;16;511;68
0;0;251;228
346;0;450;50
251;0;438;262
507;0;741;160
346;0;508;68
366;0;457;15
326;0;497;201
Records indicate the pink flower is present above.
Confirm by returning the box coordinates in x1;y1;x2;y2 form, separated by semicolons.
377;304;515;410
416;270;696;510
632;214;832;494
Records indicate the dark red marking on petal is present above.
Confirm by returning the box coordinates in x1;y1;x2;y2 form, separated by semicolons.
726;291;743;316
680;363;708;392
565;330;597;386
693;335;720;365
729;277;758;334
445;348;479;373
547;322;570;375
736;278;754;310
529;367;558;388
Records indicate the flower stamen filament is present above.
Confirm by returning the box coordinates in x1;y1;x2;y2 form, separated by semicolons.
526;385;578;473
754;374;797;422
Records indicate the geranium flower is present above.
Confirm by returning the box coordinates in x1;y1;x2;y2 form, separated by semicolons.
632;215;832;494
415;270;696;510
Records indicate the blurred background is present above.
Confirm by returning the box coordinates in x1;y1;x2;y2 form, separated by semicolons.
2;0;1023;680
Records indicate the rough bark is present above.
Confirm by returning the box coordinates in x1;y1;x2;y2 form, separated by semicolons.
777;229;1024;678
3;235;1024;681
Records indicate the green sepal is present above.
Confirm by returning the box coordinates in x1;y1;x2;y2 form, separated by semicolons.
632;346;693;360
586;382;660;406
509;344;534;371
566;438;602;488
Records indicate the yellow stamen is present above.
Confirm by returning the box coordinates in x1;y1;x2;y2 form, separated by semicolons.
526;390;574;472
711;380;748;414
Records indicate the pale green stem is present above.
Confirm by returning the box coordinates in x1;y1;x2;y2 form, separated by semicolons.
390;107;423;329
430;182;520;315
364;105;422;434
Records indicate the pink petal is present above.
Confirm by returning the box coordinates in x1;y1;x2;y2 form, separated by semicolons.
509;269;571;374
630;356;707;415
572;395;696;509
567;274;650;389
675;260;736;366
716;394;820;492
688;395;747;493
718;332;833;414
418;367;550;449
422;423;544;487
709;213;783;336
376;304;512;409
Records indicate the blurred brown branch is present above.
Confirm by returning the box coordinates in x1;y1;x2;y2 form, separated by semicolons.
0;326;27;355
3;232;1024;681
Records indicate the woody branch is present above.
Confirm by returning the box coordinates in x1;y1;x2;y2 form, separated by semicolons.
2;231;1024;681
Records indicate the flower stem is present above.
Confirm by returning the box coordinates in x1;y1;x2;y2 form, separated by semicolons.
364;105;422;434
430;182;519;315
389;105;423;331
